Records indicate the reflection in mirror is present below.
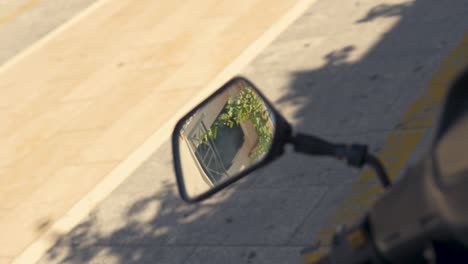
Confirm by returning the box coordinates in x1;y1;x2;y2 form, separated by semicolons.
176;79;276;198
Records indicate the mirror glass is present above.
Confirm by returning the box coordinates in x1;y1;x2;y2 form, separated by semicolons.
175;78;277;199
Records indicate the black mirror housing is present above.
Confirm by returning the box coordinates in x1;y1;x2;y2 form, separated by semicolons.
172;76;292;203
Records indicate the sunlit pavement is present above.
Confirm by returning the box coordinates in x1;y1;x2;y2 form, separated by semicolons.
2;0;468;263
0;0;99;66
0;0;313;263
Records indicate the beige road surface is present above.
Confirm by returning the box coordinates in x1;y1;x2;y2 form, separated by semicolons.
0;0;307;262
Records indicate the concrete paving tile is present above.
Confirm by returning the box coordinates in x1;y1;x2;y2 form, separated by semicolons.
0;256;13;264
0;99;94;167
1;0;305;259
22;0;468;263
0;0;98;65
39;245;195;264
0;130;103;209
287;183;354;245
0;162;116;257
185;246;304;264
111;142;175;196
166;187;327;245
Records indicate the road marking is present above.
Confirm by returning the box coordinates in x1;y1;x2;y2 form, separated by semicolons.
304;33;468;263
12;0;320;263
0;0;41;27
0;0;114;74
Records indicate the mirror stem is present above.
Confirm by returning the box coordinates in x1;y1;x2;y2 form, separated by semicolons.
364;154;391;188
290;133;391;188
290;133;337;156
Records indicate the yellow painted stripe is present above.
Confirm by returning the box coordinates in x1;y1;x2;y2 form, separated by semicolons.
0;0;41;27
304;33;468;263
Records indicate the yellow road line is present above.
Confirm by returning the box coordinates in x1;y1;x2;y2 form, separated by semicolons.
0;0;41;27
304;33;468;263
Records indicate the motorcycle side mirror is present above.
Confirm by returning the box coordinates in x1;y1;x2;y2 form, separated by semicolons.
172;76;291;203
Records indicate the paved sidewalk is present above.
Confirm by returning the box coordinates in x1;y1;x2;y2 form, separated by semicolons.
0;0;305;262
37;0;468;263
0;0;98;65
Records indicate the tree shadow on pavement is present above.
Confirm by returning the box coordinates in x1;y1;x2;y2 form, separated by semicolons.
45;179;206;264
41;142;311;264
264;0;467;246
355;2;412;23
41;0;468;263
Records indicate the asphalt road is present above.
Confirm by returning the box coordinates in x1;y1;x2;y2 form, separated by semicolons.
35;0;468;263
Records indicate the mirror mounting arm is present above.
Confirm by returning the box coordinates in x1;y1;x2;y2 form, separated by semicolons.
289;133;391;188
289;133;337;156
364;153;391;188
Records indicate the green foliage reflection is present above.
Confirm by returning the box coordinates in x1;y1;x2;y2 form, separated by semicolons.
202;87;273;159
